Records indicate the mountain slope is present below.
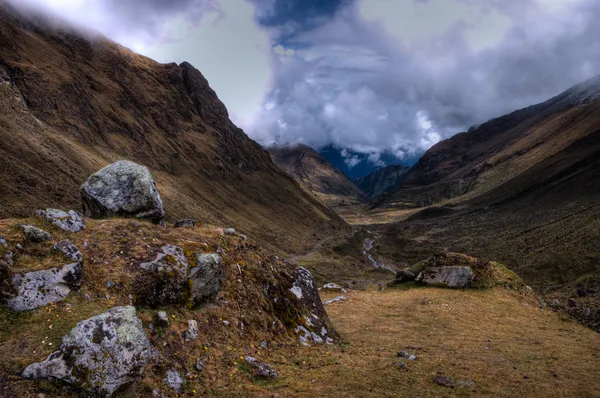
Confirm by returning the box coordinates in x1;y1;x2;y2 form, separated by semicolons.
353;165;410;199
0;4;347;254
268;144;365;207
377;74;600;208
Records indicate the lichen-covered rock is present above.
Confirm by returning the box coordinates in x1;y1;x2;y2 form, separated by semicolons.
189;253;225;305
137;245;189;307
183;319;198;341
4;261;82;311
20;225;51;243
80;160;165;223
245;356;278;379
36;209;85;233
53;240;83;262
165;369;183;393
174;219;197;228
273;267;337;345
22;306;150;397
156;311;169;328
416;266;473;288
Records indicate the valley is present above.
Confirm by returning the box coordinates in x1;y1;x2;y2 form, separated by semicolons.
0;2;598;397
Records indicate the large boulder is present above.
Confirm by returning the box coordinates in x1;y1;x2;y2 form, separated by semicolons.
189;253;225;306
35;209;85;233
22;306;151;397
415;266;473;288
80;160;165;222
137;245;189;307
273;267;338;345
4;261;82;311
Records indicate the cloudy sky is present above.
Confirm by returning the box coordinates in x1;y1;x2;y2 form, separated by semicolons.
9;0;600;165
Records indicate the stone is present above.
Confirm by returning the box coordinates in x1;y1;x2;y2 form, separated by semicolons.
165;370;183;392
549;299;561;308
20;225;51;243
320;283;347;293
189;253;225;305
22;306;151;396
174;219;197;228
416;266;473;288
80;160;165;223
105;281;116;289
397;351;410;358
568;298;577;307
395;362;407;369
244;356;278;379
576;286;587;297
137;245;189;306
53;240;83;262
223;228;236;235
433;375;455;387
36;209;85;233
0;236;7;247
195;358;204;371
395;269;416;283
156;311;169;328
5;262;82;311
323;295;346;305
183;320;199;341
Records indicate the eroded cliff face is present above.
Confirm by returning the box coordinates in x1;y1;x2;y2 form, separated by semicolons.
0;4;347;254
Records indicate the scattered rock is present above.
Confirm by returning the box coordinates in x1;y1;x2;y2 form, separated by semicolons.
568;298;577;308
433;375;455;387
223;228;236;235
19;225;51;243
195;359;204;372
416;266;473;288
35;209;85;233
0;236;7;247
395;362;407;369
240;234;248;241
128;220;141;228
397;351;410;358
156;311;169;328
222;320;230;326
4;261;82;311
576;286;587;297
409;355;416;360
587;288;598;295
189;253;225;305
319;283;347;293
174;219;197;228
53;240;83;262
22;306;151;396
80;160;165;223
165;369;183;393
137;245;189;306
16;243;23;250
183;320;199;341
260;341;268;349
548;299;561;308
105;281;116;289
244;356;278;379
394;269;416;283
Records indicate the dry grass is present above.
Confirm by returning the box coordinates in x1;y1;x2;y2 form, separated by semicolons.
227;287;599;397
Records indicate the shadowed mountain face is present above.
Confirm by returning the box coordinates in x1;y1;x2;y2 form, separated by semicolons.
353;165;410;199
0;4;348;254
268;144;366;207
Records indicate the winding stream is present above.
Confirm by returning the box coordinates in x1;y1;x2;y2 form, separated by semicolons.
362;232;394;272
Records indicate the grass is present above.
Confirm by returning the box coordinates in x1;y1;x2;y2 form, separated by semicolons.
226;287;599;397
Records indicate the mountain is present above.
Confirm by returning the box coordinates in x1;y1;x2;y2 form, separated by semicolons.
268;144;365;207
319;145;420;180
370;74;600;328
0;3;347;254
377;74;600;209
353;164;410;199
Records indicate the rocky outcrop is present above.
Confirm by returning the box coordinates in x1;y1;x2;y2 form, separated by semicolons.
275;267;337;345
174;219;197;228
20;225;51;243
415;266;473;288
189;253;225;305
22;306;151;397
245;356;278;379
137;245;189;307
135;247;225;308
36;209;85;232
80;161;165;223
53;240;83;262
4;261;82;311
394;269;416;283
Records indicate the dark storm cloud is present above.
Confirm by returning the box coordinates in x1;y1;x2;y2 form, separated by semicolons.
251;0;600;160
